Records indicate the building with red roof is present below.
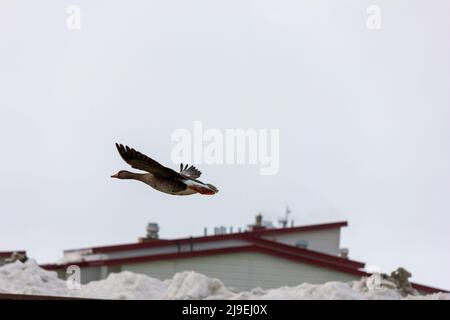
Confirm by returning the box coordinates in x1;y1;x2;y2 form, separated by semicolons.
40;216;446;294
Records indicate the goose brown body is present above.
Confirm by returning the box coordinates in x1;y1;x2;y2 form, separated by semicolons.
111;144;218;196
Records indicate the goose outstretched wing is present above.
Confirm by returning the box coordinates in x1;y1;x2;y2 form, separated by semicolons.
115;143;183;179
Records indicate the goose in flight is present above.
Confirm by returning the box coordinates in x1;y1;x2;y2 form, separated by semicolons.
111;143;219;196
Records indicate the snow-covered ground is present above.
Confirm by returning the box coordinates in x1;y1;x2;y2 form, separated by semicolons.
0;260;448;300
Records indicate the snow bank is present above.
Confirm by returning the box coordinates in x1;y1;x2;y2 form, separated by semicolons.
0;259;69;297
161;271;235;300
0;260;448;300
82;271;168;300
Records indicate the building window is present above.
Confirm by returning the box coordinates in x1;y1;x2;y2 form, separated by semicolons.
295;240;308;249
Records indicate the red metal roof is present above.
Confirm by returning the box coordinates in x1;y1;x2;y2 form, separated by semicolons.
248;236;365;269
65;221;348;254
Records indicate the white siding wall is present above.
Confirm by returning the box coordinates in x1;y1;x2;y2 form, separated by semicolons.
263;229;341;256
121;251;358;291
79;266;102;284
56;265;113;284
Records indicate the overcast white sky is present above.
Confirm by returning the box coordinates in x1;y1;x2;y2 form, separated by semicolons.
1;0;449;290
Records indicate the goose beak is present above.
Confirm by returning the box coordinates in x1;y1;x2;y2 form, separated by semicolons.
111;173;119;178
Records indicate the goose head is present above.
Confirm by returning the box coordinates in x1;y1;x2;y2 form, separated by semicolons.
111;170;135;179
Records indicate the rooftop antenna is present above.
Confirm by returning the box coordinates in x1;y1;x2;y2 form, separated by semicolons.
278;206;291;228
